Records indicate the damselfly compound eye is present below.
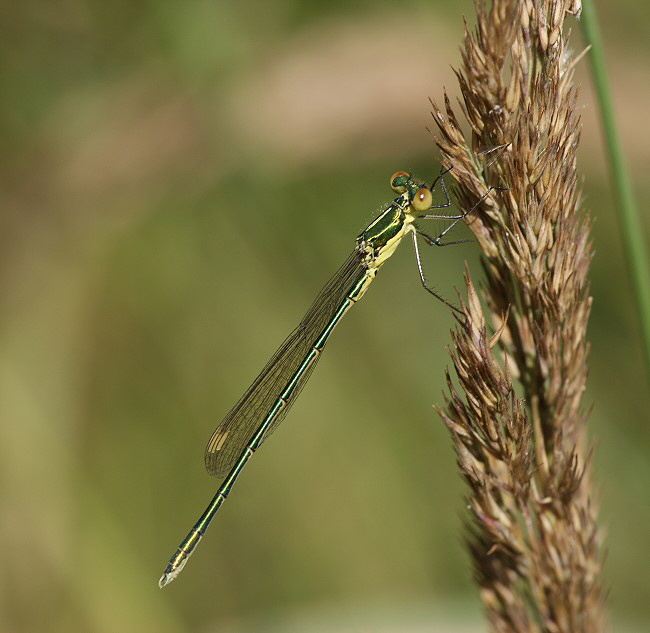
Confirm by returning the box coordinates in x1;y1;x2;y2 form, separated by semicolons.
412;187;433;212
390;171;410;193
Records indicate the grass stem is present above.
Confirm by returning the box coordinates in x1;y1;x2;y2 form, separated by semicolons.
581;1;650;380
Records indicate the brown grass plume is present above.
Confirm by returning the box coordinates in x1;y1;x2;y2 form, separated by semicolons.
431;1;605;631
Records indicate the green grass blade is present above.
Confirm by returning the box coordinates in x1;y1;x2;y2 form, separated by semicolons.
581;1;650;380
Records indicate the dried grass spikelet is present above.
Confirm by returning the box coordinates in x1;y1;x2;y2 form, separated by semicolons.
431;1;605;631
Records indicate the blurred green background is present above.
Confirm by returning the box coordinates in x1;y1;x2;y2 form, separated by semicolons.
1;1;648;632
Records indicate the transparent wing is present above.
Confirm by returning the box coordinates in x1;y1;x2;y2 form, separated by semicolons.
205;249;367;477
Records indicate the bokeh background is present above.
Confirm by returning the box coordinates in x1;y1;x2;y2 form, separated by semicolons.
1;1;648;632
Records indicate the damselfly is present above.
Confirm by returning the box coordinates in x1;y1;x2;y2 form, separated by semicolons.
159;169;479;587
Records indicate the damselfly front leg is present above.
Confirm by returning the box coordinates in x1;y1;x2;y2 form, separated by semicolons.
409;179;504;313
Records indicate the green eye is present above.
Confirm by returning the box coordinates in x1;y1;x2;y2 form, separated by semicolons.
390;171;410;193
412;187;432;212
